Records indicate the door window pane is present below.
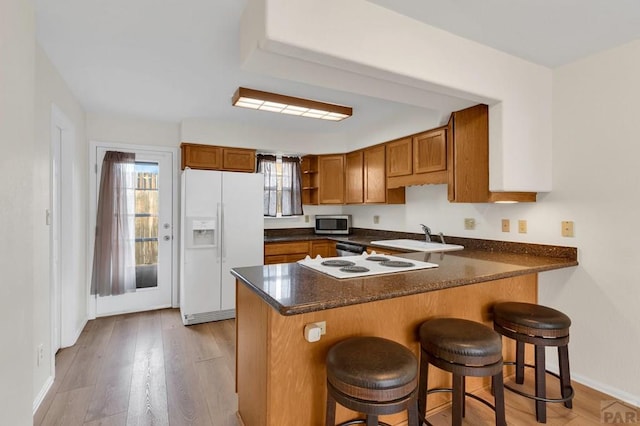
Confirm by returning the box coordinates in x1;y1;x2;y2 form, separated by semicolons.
135;162;159;288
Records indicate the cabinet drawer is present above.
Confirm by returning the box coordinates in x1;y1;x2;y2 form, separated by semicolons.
264;241;310;256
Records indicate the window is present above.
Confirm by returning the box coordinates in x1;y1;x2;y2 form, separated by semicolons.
134;161;159;289
257;154;303;217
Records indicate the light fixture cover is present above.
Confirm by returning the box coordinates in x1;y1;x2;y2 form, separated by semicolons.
232;87;352;121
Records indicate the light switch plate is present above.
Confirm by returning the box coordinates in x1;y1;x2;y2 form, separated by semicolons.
518;220;527;233
501;219;510;232
561;221;574;237
464;218;476;230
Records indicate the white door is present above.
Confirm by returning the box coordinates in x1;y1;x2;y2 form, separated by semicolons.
93;146;174;316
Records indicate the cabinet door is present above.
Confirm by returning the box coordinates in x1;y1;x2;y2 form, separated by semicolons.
364;145;386;203
222;148;256;172
386;137;412;177
318;155;345;204
310;240;336;258
413;129;446;174
345;151;364;204
181;144;222;170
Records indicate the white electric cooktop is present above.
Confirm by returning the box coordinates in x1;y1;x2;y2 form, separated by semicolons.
297;252;438;279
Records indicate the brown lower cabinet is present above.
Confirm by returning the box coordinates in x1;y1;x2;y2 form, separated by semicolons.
264;240;337;264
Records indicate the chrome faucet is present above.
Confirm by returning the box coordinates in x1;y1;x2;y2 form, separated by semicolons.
420;224;446;244
420;224;433;242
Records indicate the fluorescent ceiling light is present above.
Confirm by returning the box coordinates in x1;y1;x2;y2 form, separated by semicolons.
232;87;352;121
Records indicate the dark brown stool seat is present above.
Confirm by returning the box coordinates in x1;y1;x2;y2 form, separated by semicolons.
493;302;574;423
325;336;419;426
418;318;506;426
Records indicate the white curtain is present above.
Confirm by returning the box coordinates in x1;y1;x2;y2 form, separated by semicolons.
90;151;137;296
257;154;277;217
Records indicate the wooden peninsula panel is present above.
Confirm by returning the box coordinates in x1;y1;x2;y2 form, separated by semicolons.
236;274;537;426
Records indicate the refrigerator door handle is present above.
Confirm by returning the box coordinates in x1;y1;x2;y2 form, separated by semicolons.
216;202;221;263
220;202;226;261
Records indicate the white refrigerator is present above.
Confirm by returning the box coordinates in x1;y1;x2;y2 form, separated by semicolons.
180;168;264;325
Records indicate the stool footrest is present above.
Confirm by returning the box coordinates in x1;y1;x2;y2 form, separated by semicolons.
503;361;575;403
421;387;500;426
337;420;391;426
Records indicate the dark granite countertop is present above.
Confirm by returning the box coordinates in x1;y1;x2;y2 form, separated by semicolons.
231;245;578;316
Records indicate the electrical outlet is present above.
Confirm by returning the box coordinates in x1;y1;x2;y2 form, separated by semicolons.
304;215;309;223
518;220;527;234
373;215;380;224
501;219;510;232
464;218;476;230
561;221;574;237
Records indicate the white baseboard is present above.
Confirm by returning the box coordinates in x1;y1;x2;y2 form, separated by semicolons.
546;361;639;406
33;375;54;415
62;316;88;348
572;371;640;407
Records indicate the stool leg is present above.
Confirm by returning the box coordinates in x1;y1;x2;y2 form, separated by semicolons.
325;386;336;426
558;345;573;409
461;376;466;418
534;345;547;423
366;414;378;426
492;372;507;426
418;351;430;421
516;340;525;384
452;374;464;426
407;394;420;426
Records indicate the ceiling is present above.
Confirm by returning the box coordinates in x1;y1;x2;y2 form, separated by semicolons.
35;0;640;130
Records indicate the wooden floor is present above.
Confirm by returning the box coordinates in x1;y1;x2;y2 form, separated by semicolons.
35;308;629;425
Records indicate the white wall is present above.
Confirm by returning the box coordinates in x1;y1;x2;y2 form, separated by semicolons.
33;45;87;409
545;40;640;403
243;0;553;192
87;112;180;147
181;118;348;155
0;0;35;423
344;41;640;404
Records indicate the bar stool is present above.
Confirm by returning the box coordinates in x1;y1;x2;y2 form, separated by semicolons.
325;336;420;426
418;318;506;426
493;302;574;423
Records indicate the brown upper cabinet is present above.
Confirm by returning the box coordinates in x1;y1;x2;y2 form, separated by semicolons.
386;127;448;189
386;137;412;177
343;145;405;205
364;144;405;204
413;128;447;174
447;104;536;203
301;103;534;205
345;151;364;204
318;154;345;204
180;142;256;172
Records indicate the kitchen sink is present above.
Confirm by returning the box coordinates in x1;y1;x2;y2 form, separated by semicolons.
370;239;464;252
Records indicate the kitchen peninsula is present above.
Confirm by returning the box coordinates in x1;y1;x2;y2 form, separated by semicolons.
231;241;577;426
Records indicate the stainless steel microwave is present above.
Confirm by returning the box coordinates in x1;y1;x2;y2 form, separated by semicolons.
314;214;352;235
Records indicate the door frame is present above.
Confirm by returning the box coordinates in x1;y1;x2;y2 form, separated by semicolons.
50;105;74;361
88;141;180;319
